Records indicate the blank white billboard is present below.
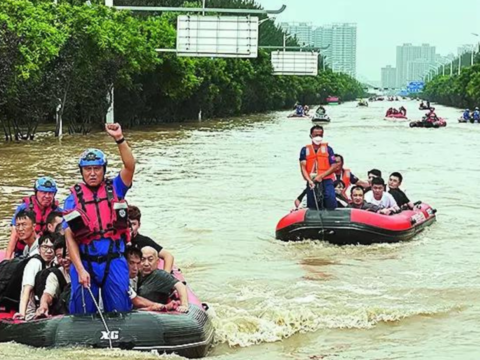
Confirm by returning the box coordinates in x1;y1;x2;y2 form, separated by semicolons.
177;15;259;58
271;51;319;76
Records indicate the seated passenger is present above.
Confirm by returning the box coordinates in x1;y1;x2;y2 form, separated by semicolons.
364;177;399;211
45;211;64;236
294;188;307;209
6;177;61;259
364;168;382;193
304;105;310;115
399;106;407;116
14;234;55;320
128;205;174;273
334;180;349;208
34;236;71;318
138;247;189;313
295;104;304;116
388;172;414;209
334;154;369;191
126;247;175;311
462;109;471;120
14;210;39;257
473;107;480;123
316;106;326;115
348;186;392;215
426;108;438;122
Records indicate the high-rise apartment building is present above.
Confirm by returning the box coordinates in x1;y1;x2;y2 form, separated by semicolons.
312;23;357;78
381;65;397;88
280;22;357;78
279;22;313;46
395;43;436;87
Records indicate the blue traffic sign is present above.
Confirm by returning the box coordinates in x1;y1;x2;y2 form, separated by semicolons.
406;81;424;93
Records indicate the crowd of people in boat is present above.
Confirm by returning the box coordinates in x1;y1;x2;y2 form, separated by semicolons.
0;124;189;322
290;103;328;118
385;106;407;117
461;107;480;122
293;125;415;214
419;100;431;110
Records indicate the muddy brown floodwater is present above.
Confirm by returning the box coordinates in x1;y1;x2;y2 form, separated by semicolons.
1;101;479;359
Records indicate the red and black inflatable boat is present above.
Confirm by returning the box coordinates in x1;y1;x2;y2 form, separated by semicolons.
276;203;436;245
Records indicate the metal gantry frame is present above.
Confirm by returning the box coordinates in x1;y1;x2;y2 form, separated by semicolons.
104;0;287;123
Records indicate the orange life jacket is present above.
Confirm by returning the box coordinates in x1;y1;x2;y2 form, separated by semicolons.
22;195;59;235
64;179;130;245
305;143;335;181
341;168;352;189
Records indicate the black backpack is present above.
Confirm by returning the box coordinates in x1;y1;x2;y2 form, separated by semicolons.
0;255;45;312
34;267;69;315
34;267;67;303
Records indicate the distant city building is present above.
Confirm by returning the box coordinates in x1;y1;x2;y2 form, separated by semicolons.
406;59;431;83
395;43;436;87
280;22;357;78
279;22;313;46
381;65;397;88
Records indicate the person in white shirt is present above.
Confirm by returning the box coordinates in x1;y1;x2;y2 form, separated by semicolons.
35;236;72;318
14;234;55;320
364;177;399;211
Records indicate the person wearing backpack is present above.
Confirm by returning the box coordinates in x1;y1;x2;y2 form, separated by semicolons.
13;234;55;320
34;236;71;318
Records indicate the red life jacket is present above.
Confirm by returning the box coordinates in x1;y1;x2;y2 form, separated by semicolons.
22;195;59;235
64;179;130;245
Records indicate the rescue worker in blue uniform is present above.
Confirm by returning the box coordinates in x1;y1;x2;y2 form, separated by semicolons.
64;123;135;314
473;107;480;123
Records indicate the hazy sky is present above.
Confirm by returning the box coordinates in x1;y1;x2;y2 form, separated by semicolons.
257;0;480;81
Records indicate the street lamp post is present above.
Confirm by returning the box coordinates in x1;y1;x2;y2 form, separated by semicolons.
458;53;462;75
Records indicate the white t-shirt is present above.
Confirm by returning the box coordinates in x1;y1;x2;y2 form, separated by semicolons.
23;239;39;257
128;277;138;300
364;191;398;208
21;257;44;321
44;267;71;298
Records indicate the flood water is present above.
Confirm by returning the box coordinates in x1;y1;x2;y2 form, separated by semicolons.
1;100;479;359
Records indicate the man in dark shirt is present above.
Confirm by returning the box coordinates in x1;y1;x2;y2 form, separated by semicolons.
348;186;392;215
138;247;189;313
128;205;174;273
388;172;414;209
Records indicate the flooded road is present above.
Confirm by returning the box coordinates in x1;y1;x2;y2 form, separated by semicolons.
1;100;479;359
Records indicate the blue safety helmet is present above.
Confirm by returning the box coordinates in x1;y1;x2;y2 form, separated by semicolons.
34;176;57;193
78;149;107;168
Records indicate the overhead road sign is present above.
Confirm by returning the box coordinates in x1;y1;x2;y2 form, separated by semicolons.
271;51;319;76
176;15;258;58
